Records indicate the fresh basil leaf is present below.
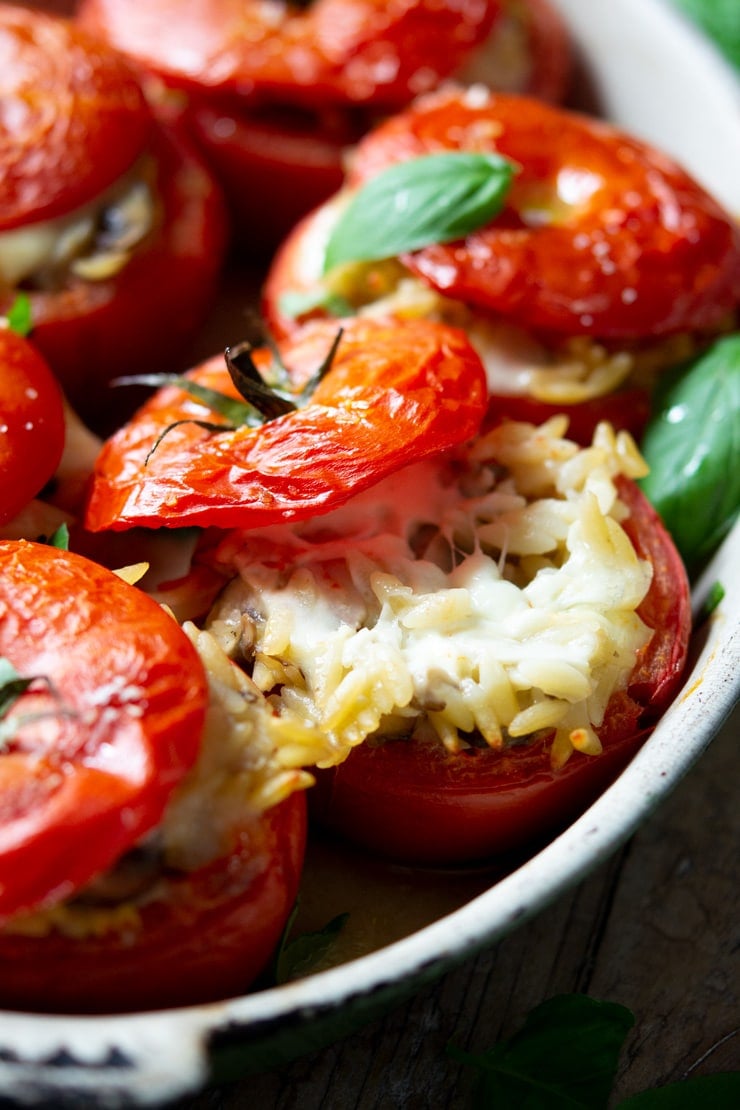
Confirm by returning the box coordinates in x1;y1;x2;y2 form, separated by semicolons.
639;334;740;576
323;152;516;273
617;1072;740;1109
276;911;349;985
5;292;32;337
450;994;634;1109
672;0;740;70
278;287;354;321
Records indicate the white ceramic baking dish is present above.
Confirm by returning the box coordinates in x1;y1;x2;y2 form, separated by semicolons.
0;0;737;1104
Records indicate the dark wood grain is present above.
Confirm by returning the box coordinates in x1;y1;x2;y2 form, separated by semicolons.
175;706;739;1109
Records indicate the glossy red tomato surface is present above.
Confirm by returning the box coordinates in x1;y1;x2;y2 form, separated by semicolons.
0;328;65;525
0;540;208;923
0;6;151;231
346;88;740;338
311;479;691;863
85;317;488;531
78;0;501;110
0;791;306;1013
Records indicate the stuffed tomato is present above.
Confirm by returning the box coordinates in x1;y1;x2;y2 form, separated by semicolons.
76;0;570;251
82;313;689;865
0;4;227;431
199;417;690;864
0;541;308;1012
264;85;740;442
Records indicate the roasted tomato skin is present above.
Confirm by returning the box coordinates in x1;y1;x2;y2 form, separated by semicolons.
311;480;691;864
0;7;151;231
0;328;65;525
0;541;208;923
347;88;740;339
0;792;306;1014
1;121;228;433
0;7;228;431
85;317;488;532
77;0;502;110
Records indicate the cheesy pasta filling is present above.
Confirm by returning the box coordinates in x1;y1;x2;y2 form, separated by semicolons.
0;160;157;291
206;418;653;773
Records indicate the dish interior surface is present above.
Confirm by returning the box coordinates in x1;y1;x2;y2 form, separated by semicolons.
0;0;738;1105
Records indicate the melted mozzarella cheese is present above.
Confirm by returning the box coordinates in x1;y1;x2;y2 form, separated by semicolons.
207;420;652;768
0;170;154;288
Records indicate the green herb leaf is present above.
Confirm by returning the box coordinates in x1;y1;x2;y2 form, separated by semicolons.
0;658;36;719
639;333;740;576
450;994;635;1109
278;287;354;322
323;152;516;273
617;1071;740;1109
36;522;70;550
4;293;32;337
697;580;725;625
114;374;262;429
672;0;740;70
275;911;350;985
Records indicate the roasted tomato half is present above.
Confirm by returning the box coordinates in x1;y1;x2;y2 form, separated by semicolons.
0;541;306;1012
0;6;228;430
310;477;691;863
85;316;488;532
0;324;65;526
76;0;572;250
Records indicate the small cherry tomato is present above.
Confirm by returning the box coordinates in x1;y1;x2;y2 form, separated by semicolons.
0;7;228;430
345;87;740;339
311;479;691;863
0;326;65;525
85;317;488;532
0;540;208;923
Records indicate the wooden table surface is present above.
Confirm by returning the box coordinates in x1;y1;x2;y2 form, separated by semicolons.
176;703;739;1109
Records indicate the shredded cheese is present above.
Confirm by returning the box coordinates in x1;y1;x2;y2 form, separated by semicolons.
206;420;653;772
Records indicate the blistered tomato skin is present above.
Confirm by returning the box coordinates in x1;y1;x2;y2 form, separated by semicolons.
312;480;691;864
0;7;151;231
0;792;307;1013
85;317;488;532
0;329;65;525
348;89;740;338
0;541;208;924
